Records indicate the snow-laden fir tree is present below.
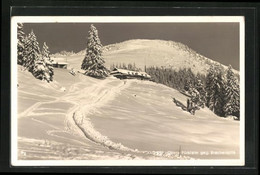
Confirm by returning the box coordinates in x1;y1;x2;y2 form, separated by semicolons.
32;57;48;81
194;77;207;107
188;84;200;104
206;64;226;116
32;42;53;82
81;24;108;78
205;65;215;110
223;65;240;118
23;30;41;72
184;80;191;91
17;23;25;65
213;64;226;116
41;42;54;82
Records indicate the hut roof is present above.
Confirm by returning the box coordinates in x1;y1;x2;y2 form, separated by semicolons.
111;68;151;78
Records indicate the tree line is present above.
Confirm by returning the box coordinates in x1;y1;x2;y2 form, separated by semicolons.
110;63;142;72
17;23;54;82
146;65;240;119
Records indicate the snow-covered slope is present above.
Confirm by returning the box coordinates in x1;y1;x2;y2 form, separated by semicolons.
17;65;240;161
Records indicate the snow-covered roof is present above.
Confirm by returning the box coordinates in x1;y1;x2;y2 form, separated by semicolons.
117;68;135;74
112;68;151;78
139;72;151;78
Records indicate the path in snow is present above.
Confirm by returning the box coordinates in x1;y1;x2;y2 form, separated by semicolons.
65;78;189;160
18;76;164;160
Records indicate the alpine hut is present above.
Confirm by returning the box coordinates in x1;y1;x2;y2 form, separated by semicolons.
110;68;151;80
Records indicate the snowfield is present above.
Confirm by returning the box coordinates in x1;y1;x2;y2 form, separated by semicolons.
17;64;239;161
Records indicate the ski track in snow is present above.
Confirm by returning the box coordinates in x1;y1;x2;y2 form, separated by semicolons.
18;77;190;160
68;79;189;159
18;80;92;153
18;78;140;159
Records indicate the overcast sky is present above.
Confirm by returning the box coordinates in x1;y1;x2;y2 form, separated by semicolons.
23;23;240;70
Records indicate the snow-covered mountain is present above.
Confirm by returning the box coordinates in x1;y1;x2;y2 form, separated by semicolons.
55;39;239;75
102;39;239;75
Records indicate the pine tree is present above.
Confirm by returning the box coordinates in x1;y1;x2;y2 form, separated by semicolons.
17;23;25;65
32;57;48;81
188;84;200;104
213;65;226;116
184;80;191;91
194;77;207;107
206;64;226;116
41;42;54;82
223;65;240;118
206;65;216;111
81;24;108;78
23;30;41;72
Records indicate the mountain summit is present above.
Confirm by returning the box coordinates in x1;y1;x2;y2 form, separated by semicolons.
103;39;238;75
